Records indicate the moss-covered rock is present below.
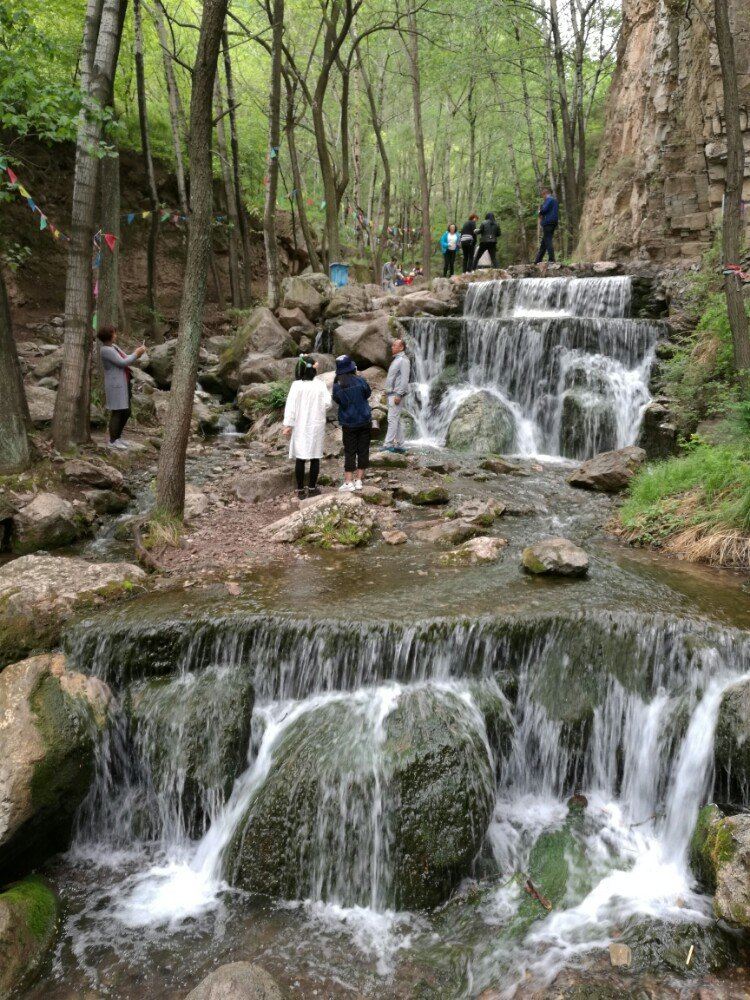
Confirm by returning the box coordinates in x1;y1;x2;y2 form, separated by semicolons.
689;803;726;892
620;912;747;976
394;484;450;505
0;653;110;876
267;494;375;547
223;686;495;910
128;667;253;837
446;391;516;454
714;678;750;806
0;875;59;998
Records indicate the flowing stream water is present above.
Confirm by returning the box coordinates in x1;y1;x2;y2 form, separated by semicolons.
29;610;750;997
409;276;661;458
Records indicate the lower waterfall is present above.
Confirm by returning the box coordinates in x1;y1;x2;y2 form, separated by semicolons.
55;611;750;996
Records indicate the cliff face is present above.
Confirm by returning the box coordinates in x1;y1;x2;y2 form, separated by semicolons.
577;0;750;262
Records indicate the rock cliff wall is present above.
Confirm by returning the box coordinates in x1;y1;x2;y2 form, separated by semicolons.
577;0;750;262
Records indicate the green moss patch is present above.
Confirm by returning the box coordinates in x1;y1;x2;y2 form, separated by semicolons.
299;507;373;549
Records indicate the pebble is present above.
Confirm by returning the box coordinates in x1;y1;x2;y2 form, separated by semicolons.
608;942;632;967
382;530;408;545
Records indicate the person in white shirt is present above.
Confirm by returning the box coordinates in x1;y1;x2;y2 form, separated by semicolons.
282;356;332;499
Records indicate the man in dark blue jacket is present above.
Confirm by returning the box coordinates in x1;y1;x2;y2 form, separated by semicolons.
534;187;559;263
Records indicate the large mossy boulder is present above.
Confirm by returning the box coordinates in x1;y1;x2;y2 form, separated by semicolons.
128;667;253;837
559;390;617;460
11;493;88;555
281;275;326;320
0;875;59;998
713;678;750;805
521;537;589;577
0;555;145;669
222;686;495;910
689;805;750;928
446;391;516;454
266;494;375;547
619;912;746;976
0;653;111;875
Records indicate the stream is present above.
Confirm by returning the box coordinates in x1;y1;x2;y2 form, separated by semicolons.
19;276;750;998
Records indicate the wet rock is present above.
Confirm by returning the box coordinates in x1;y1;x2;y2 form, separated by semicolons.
223;686;495;910
394;483;449;505
197;365;239;402
0;653;111;874
383;529;407;545
0;875;59;997
325;283;372;319
690;803;726;892
185;961;283;1000
559;390;617;460
440;536;508;566
12;493;87;554
638;400;679;460
567;445;646;493
333;311;396;370
24;385;56;426
620;911;747;976
608;942;632;967
714;678;750;804
416;519;481;547
239;355;299;386
0;555;145;668
479;456;520;475
521;537;589;577
128;668;253;838
449;499;505;526
281;275;325;321
62;459;125;491
267;493;375;547
360;485;394;506
82;489;129;516
690;806;750;928
370;450;409;469
446;392;516;454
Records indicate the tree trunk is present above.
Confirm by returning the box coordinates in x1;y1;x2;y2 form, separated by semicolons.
714;0;750;381
222;29;252;305
284;76;321;271
357;45;391;282
153;0;188;215
155;0;228;516
515;20;544;188
547;0;579;241
264;0;284;309
214;74;242;308
53;0;126;450
134;0;161;339
403;5;431;279
98;151;122;330
0;268;30;473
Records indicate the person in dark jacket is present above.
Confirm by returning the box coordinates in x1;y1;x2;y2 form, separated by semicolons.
460;214;479;273
473;212;500;269
534;187;559;263
332;355;372;493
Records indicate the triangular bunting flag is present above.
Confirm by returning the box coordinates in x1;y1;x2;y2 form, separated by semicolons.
7;167;17;186
104;232;117;252
17;184;29;198
39;215;47;230
127;213;135;224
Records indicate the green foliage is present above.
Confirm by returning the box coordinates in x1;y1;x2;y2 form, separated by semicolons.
246;380;292;417
299;506;372;548
621;443;750;536
1;875;58;942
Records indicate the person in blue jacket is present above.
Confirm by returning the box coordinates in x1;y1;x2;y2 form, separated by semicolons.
535;187;559;263
440;223;460;277
332;355;372;493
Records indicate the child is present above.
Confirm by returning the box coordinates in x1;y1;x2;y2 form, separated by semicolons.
332;355;372;492
282;355;331;499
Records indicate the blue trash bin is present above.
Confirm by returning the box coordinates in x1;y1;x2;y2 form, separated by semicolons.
329;262;350;288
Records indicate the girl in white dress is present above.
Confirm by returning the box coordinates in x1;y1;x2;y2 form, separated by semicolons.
282;356;332;499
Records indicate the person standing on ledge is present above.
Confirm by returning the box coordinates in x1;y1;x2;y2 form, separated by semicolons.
282;355;331;500
473;212;500;269
535;187;559;263
383;338;411;454
440;223;460;277
98;326;146;450
460;213;479;273
332;355;372;493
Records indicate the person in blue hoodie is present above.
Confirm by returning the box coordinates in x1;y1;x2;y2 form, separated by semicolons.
332;355;372;493
440;223;460;277
535;187;559;263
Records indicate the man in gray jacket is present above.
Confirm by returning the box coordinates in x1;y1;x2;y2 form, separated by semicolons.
383;338;411;453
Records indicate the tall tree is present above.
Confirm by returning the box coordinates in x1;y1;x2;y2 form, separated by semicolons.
98;151;123;330
0;268;30;473
402;3;431;279
264;0;284;308
53;0;127;450
713;0;750;384
214;74;242;308
222;29;253;305
134;0;161;339
156;0;229;516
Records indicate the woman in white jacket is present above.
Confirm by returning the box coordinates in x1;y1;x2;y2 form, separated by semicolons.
283;356;331;498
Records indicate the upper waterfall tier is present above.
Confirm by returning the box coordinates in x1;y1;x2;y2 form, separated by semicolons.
465;275;633;319
409;276;662;458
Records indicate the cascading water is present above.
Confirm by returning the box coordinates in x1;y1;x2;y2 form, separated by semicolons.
53;610;750;997
409;276;661;459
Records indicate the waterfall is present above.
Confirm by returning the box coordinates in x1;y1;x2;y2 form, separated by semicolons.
63;611;750;992
409;276;661;458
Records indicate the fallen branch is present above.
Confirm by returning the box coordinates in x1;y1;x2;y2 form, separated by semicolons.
133;522;164;573
524;878;552;911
